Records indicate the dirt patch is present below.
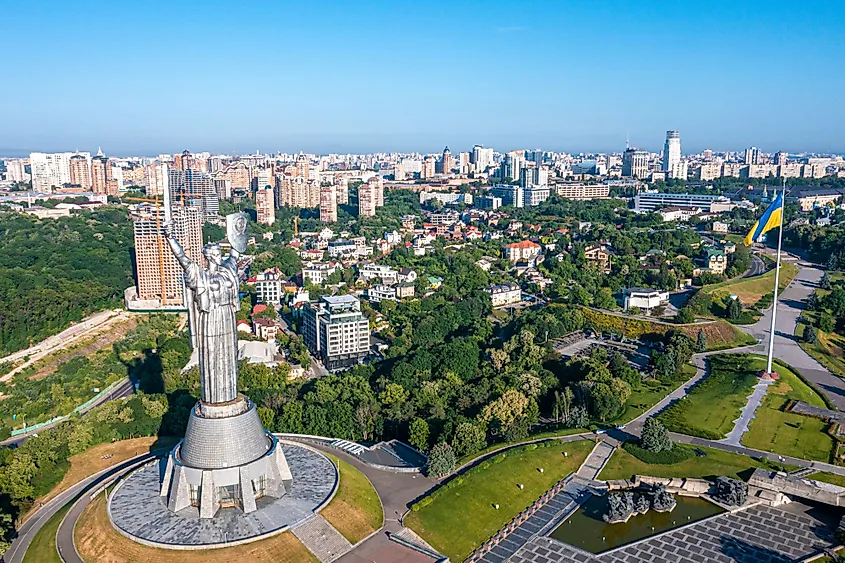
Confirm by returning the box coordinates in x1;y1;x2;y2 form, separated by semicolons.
75;495;318;563
28;316;138;381
22;437;177;523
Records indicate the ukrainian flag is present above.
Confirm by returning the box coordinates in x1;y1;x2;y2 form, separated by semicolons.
744;193;784;246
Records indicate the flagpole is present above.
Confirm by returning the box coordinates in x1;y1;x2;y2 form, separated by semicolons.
765;181;785;375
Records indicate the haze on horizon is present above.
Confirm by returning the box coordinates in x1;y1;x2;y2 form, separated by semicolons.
1;0;843;157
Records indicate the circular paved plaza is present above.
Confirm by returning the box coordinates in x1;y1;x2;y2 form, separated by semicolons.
108;441;337;549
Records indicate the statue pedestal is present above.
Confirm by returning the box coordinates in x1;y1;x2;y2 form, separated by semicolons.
160;397;292;518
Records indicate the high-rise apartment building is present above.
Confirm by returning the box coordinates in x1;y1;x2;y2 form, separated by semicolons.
358;177;382;217
393;161;405;181
255;186;275;225
145;163;168;196
662;131;682;177
622;148;649;178
438;146;455;174
335;177;349;205
278;177;320;208
302;295;370;370
6;159;30;183
132;203;202;308
295;153;310;179
69;154;92;189
421;156;436;179
501;152;524;182
471;145;494;173
29;152;76;192
320;184;337;223
775;151;788;166
169;168;219;222
90;153;112;195
744;147;761;165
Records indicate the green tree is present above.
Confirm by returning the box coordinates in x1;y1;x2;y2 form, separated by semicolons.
426;442;456;478
257;406;275;430
727;297;742;321
696;330;707;353
409;417;430;452
819;312;835;333
803;325;818;344
593;287;617;310
641;417;673;453
451;422;486;457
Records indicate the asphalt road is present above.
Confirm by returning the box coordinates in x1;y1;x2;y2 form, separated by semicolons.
744;254;766;278
4;452;156;563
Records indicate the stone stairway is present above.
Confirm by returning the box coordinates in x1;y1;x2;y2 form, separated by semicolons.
330;439;367;456
790;467;820;478
576;441;615;480
292;514;353;562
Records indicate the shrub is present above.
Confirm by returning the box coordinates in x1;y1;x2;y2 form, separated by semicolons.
622;442;695;464
426;442;456;478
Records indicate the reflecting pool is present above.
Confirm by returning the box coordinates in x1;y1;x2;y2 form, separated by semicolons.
550;494;724;553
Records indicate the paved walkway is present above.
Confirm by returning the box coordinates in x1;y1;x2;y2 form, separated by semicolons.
576;441;616;481
720;378;773;446
292;514;353;562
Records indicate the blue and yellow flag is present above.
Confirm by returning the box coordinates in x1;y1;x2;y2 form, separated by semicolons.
744;193;784;246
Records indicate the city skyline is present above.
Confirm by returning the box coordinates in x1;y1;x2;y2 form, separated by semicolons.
1;1;844;155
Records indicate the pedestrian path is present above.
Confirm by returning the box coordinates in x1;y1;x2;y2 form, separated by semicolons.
576;440;616;481
720;378;772;446
292;514;353;562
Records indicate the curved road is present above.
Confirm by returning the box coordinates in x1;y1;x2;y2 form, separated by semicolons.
5;452;156;563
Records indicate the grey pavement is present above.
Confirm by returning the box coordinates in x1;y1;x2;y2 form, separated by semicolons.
719;378;773;446
292;514;353;562
576;441;616;481
507;501;835;563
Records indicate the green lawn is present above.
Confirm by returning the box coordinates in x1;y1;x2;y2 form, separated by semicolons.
611;365;697;424
598;443;786;482
799;328;845;380
813;472;845;488
321;455;383;544
701;262;799;304
23;505;68;563
657;354;760;439
405;439;594;562
742;361;834;462
455;428;587;467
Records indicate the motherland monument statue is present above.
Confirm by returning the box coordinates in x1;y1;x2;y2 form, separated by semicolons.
159;210;292;518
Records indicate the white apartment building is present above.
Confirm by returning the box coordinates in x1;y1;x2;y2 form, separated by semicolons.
301;262;340;285
302;295;370;370
30;152;78;192
486;283;522;308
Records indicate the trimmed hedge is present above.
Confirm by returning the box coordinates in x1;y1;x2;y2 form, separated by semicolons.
623;442;696;465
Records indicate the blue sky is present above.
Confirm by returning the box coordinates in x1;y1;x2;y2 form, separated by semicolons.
1;0;843;156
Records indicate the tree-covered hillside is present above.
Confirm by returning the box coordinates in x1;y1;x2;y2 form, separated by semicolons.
0;208;134;356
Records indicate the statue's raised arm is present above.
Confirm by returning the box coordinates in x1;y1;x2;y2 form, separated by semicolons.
162;220;193;271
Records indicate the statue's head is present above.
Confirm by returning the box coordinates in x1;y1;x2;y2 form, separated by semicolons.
202;243;223;266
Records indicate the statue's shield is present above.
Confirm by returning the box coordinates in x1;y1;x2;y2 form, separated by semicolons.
226;212;249;252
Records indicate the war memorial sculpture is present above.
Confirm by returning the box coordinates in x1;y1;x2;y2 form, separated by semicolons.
107;212;336;548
